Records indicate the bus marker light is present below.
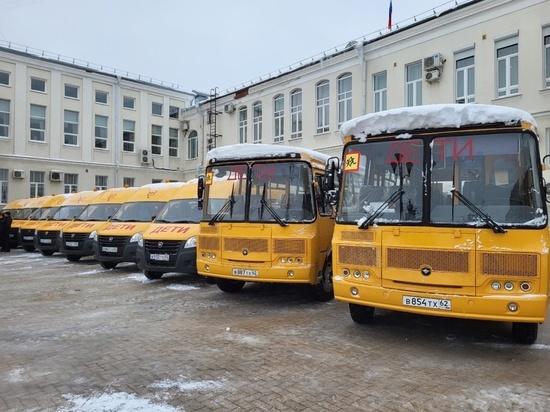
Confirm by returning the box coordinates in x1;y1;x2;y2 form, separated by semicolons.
296;258;303;264
343;269;350;277
353;270;361;278
504;282;514;291
281;258;287;263
351;287;359;296
363;271;370;279
205;264;210;271
508;302;518;312
288;270;295;277
520;282;531;292
491;281;501;291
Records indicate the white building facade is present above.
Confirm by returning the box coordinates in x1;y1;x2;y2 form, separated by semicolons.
0;47;198;205
1;0;549;205
180;0;550;181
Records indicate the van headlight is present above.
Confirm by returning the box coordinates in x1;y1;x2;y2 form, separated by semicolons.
130;232;143;243
90;230;97;241
184;236;197;248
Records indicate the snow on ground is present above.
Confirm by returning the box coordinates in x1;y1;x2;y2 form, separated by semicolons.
59;392;180;412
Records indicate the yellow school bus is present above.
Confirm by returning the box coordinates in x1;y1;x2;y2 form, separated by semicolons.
3;197;37;248
18;194;72;252
60;186;139;262
196;143;336;301
136;181;201;279
331;104;548;343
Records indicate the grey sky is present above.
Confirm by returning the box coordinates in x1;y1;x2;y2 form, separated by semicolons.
0;0;464;94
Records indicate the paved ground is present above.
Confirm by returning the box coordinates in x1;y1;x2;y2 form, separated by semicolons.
1;248;549;412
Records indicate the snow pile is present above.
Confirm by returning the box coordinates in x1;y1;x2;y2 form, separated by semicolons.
206;143;331;164
339;104;537;141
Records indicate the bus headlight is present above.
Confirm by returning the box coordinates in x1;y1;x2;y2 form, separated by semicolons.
353;270;361;278
504;282;514;291
491;281;501;291
184;236;197;248
130;232;143;243
508;302;518;312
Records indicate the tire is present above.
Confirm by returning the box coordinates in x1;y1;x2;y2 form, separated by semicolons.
512;322;538;344
66;255;81;262
144;271;163;280
40;250;54;256
216;278;245;293
23;246;35;252
313;258;334;302
349;303;375;324
99;261;117;269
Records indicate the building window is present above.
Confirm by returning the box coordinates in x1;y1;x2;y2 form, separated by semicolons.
30;171;45;197
187;130;198;159
252;102;262;143
123;120;135;152
95;115;108;149
151;125;162;155
456;54;475;103
274;94;284;142
496;36;519;97
406;62;422;107
64;84;79;99
0;99;10;138
30;104;46;142
0;71;9;86
290;89;302;140
152;102;163;116
316;80;329;134
0;168;8;204
64;110;79;146
30;77;46;92
373;72;387;112
64;173;78;194
169;106;179;119
338;73;352;127
543;28;550;88
95;90;108;104
169;127;178;157
123;177;135;187
123;96;135;109
95;175;108;191
239;107;248;144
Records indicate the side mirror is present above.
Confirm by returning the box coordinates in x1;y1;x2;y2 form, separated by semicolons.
197;175;205;210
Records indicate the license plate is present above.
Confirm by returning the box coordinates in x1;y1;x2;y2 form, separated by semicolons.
40;238;52;244
232;268;259;278
66;241;79;247
102;246;117;253
403;296;451;310
150;253;169;261
23;236;34;241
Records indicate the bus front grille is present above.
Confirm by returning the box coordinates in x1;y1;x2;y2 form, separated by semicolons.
199;236;219;251
274;239;306;254
341;231;375;242
338;245;378;266
224;238;269;253
387;248;469;272
480;252;537;277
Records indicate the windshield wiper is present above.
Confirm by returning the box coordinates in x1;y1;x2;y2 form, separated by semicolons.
359;189;404;229
259;183;288;227
209;185;235;226
450;189;506;234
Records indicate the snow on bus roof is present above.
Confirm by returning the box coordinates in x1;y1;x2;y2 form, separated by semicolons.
339;104;537;141
206;143;331;164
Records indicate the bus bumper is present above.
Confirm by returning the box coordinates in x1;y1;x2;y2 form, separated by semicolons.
136;245;197;275
333;280;548;323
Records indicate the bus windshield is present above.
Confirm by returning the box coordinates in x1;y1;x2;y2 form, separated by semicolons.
338;131;545;228
204;161;316;224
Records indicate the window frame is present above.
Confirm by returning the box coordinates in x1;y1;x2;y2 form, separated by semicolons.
30;170;45;198
187;130;198;160
373;71;387;112
0;98;10;138
239;106;248;144
64;84;79;99
273;94;284;142
152;102;163;116
405;61;423;107
63;110;79;146
123;96;136;110
30;104;46;142
316;80;330;134
455;47;475;103
151;124;162;155
122;119;136;152
64;173;78;194
495;35;519;97
94;115;108;149
0;168;8;203
169;127;179;157
95;90;108;104
337;73;352;128
30;77;46;93
0;71;10;86
252;102;262;143
95;175;108;191
543;26;550;88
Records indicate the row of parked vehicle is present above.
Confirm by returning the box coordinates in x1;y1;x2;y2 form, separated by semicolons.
2;181;201;279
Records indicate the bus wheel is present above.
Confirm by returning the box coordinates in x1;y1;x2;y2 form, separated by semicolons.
99;261;117;269
144;271;163;280
216;278;245;293
23;246;35;252
512;322;538;344
313;260;334;302
66;255;81;262
349;303;375;324
40;250;54;256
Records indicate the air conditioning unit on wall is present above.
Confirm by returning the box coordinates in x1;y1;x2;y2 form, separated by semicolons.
424;53;443;70
49;170;64;182
425;70;441;82
224;103;235;113
141;149;150;164
12;169;25;179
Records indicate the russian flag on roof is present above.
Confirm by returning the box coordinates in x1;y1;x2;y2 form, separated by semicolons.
388;0;393;30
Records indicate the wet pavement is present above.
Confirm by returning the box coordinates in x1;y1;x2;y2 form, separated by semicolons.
1;248;549;411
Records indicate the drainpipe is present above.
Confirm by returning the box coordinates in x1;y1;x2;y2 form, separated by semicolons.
357;44;367;116
113;75;121;187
